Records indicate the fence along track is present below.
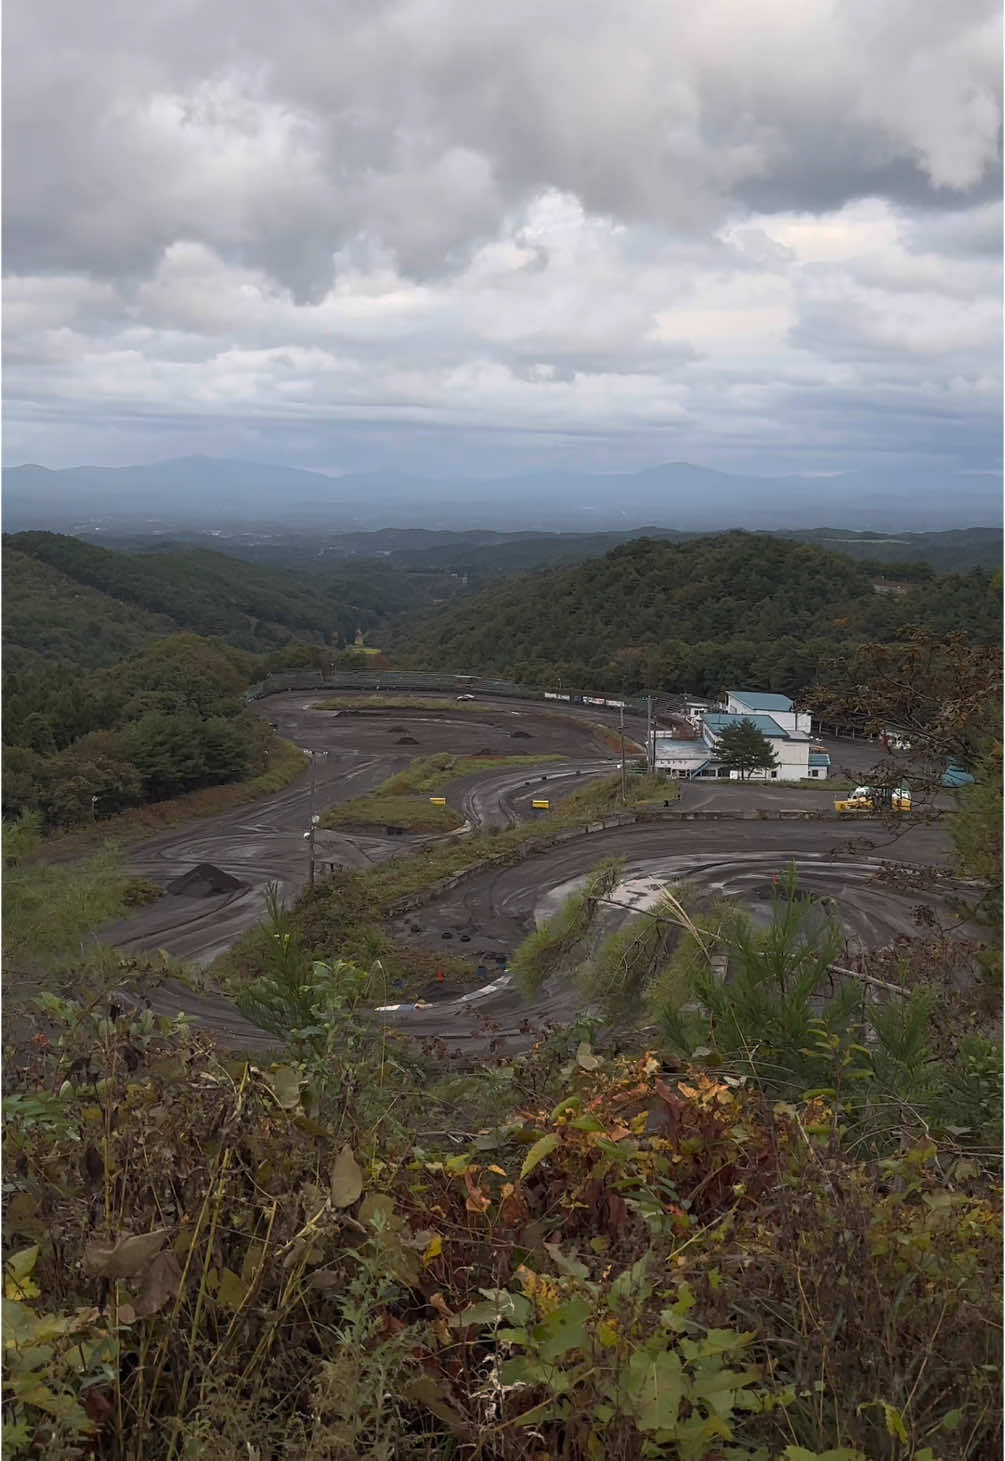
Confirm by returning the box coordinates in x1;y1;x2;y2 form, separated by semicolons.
245;669;654;714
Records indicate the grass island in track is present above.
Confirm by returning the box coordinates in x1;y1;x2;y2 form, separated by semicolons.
320;752;566;831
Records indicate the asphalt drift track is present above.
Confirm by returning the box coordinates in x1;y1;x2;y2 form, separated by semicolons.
104;693;957;1054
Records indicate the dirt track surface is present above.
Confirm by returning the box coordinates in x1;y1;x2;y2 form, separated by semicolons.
104;694;957;1053
103;695;629;964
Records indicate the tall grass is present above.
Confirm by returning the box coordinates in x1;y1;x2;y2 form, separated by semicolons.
325;795;464;832
3;814;155;971
580;916;668;1013
511;858;623;998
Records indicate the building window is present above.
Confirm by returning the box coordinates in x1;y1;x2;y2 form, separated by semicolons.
771;770;777;779
810;769;819;778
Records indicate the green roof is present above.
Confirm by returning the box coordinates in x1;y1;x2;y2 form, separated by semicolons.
728;690;794;713
703;712;788;738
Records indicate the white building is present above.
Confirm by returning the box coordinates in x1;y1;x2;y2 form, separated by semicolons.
652;737;717;776
651;689;830;782
701;712;828;780
724;690;812;736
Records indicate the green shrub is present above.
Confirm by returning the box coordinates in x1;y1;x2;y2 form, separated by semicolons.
2;1001;999;1460
651;865;1004;1155
511;858;624;998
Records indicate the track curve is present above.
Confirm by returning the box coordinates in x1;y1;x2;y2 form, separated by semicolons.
104;692;956;1053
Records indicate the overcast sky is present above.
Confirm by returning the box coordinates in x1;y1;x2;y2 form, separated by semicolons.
4;0;1002;480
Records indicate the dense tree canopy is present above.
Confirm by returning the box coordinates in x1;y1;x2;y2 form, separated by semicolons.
0;532;370;831
2;635;277;828
400;534;1002;697
3;531;355;664
2;548;180;669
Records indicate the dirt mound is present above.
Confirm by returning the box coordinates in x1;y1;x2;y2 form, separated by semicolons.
166;863;244;899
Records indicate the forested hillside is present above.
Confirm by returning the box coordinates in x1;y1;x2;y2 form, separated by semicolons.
401;533;1002;696
2;634;294;828
4;532;363;660
361;523;1002;587
0;536;323;828
2;549;181;670
100;522;1001;600
2;532;355;829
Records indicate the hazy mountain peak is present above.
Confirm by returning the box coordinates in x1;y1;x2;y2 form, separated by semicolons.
3;455;1000;535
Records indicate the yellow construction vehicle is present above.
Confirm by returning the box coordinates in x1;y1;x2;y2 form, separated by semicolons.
834;784;911;814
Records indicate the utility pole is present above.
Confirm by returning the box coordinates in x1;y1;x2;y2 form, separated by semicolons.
646;695;654;772
619;704;628;804
308;815;320;884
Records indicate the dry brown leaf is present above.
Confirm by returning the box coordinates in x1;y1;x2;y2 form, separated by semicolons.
429;1291;454;1320
464;1170;491;1214
308;1269;342;1291
135;1250;183;1317
83;1229;171;1280
331;1145;363;1208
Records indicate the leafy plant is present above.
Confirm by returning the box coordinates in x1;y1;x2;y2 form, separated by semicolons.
2;998;999;1460
465;1257;781;1459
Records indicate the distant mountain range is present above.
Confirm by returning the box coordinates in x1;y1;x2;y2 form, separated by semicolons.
3;455;1001;533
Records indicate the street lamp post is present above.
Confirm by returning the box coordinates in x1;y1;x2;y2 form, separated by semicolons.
307;750;328;885
308;814;321;885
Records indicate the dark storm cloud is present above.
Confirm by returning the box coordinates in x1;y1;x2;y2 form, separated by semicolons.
6;0;1001;288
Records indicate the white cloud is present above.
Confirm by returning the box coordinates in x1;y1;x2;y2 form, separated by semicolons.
2;0;1000;474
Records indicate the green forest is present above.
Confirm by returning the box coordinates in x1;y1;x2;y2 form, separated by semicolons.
10;529;469;652
4;527;1001;830
3;634;285;828
401;532;1002;696
0;534;367;829
4;532;352;661
351;523;1003;590
1;532;397;829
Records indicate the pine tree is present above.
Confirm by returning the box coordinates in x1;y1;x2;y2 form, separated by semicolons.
715;718;780;779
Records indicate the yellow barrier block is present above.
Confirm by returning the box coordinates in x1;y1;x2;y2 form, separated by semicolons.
429;796;447;806
532;799;551;810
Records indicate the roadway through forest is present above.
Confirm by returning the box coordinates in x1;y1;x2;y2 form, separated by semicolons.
105;692;956;1053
